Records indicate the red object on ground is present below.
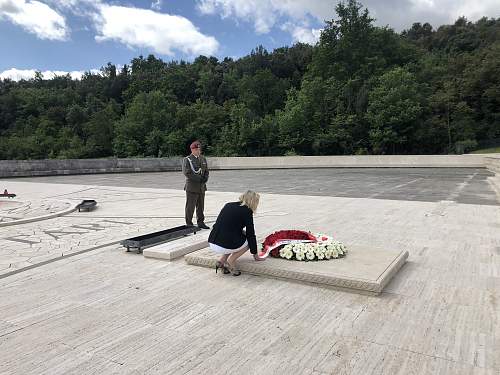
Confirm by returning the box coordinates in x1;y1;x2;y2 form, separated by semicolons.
261;230;317;258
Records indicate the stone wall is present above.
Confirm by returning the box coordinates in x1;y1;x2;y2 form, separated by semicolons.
0;158;183;177
208;155;485;169
0;154;489;178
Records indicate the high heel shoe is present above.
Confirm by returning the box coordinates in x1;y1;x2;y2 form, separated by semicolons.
227;264;241;276
215;261;230;274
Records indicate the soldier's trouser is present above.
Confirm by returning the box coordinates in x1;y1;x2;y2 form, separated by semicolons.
185;191;205;226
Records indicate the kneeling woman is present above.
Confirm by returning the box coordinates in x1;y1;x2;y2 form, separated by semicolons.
208;190;265;276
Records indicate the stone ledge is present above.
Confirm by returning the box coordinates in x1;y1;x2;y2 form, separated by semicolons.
0;155;488;177
209;155;486;169
143;231;210;260
185;245;408;295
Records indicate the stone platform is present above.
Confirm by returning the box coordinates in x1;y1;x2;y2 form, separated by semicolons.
185;245;409;295
143;231;210;260
1;173;500;374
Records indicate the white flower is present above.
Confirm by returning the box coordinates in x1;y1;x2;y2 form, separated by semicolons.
314;245;327;258
273;235;346;262
280;245;294;260
294;245;306;257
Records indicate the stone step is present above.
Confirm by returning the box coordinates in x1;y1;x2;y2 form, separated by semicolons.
185;245;408;295
143;231;210;261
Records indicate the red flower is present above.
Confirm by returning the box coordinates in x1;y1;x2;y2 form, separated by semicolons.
261;230;318;258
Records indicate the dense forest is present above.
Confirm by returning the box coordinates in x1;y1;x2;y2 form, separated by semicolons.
0;0;499;159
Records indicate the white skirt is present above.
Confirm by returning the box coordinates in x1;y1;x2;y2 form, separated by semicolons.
209;240;248;254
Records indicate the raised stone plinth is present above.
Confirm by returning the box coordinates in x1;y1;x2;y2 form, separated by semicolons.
143;231;210;260
185;245;408;295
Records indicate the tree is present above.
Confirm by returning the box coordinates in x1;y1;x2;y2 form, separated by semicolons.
1;2;499;159
84;101;121;157
113;91;176;157
367;67;423;154
214;102;256;156
238;69;290;117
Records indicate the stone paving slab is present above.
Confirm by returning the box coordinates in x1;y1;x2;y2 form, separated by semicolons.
1;178;500;374
185;245;409;294
143;231;210;260
10;167;499;206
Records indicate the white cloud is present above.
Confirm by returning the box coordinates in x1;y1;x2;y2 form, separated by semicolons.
197;0;331;34
457;0;500;21
44;0;101;11
282;22;321;45
93;5;219;56
151;0;161;11
406;0;500;27
197;0;500;35
0;0;68;40
198;0;281;34
0;67;100;81
349;0;499;30
292;26;321;45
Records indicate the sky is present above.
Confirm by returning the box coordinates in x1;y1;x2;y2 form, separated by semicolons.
0;0;499;80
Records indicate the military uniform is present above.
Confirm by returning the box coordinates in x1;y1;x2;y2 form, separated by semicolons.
182;154;209;226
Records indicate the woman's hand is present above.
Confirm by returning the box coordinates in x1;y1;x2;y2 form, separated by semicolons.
253;254;265;261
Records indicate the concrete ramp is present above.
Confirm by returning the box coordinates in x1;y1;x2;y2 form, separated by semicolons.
185;245;408;295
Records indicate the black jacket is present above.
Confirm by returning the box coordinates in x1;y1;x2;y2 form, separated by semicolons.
208;202;258;254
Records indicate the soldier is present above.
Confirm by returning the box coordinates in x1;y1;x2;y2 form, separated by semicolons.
182;140;210;229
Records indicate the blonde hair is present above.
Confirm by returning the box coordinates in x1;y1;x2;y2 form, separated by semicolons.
239;190;260;213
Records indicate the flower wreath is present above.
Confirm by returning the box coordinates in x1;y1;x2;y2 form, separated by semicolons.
259;230;347;261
